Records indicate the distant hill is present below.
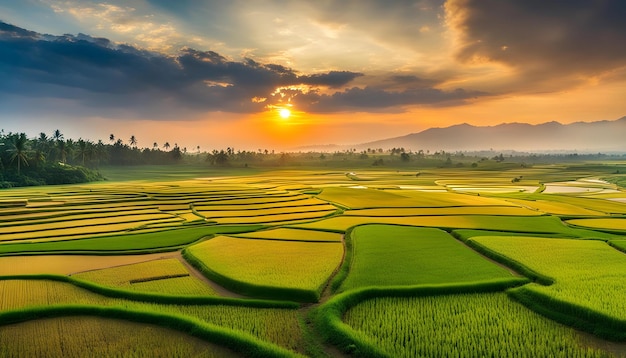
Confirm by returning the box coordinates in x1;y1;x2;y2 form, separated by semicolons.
348;116;626;153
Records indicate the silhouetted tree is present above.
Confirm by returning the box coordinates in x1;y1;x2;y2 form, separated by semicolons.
6;133;29;175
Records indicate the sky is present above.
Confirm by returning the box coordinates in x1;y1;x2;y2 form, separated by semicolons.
0;0;625;151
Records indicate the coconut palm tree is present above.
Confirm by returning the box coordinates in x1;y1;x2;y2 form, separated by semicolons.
153;142;158;150
53;129;63;142
163;142;170;151
129;135;137;148
75;139;92;166
109;134;115;143
6;133;29;175
56;140;69;164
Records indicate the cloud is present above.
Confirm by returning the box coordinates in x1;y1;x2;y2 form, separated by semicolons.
0;21;486;118
296;86;487;113
445;0;626;90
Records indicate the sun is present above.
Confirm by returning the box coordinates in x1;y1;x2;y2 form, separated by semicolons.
279;108;291;119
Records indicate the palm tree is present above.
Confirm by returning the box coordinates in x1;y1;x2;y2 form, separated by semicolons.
35;132;50;166
94;140;107;167
7;133;29;175
56;140;69;164
129;135;137;148
53;129;63;142
109;134;115;143
153;142;158;150
75;139;92;166
163;142;170;151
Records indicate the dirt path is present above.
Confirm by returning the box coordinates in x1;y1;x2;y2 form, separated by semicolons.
297;234;351;358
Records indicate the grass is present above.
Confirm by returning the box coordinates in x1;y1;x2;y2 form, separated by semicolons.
0;278;305;354
504;198;607;216
566;218;626;232
343;292;610;358
0;252;176;275
72;258;218;296
0;224;265;255
342;206;543;216
469;236;626;333
609;240;626;253
292;215;614;238
0;315;242;358
2;165;626;355
184;236;343;301
232;228;343;242
338;225;513;292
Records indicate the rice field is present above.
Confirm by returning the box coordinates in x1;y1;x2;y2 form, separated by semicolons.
566;218;626;232
0;316;241;358
72;258;218;296
0;165;625;356
185;236;343;301
338;225;513;292
469;236;626;321
0;278;305;354
343;292;609;358
232;228;342;242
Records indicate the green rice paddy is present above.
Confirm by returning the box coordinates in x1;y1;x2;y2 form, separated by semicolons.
0;164;625;357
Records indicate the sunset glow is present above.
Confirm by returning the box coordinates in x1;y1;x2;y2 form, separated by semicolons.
279;108;292;120
0;1;623;150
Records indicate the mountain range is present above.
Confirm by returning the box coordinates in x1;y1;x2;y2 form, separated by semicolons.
302;116;626;153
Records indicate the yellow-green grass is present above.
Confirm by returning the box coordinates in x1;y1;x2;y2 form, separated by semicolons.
197;203;338;218
0;279;304;353
0;206;154;222
193;194;311;206
233;228;342;242
0;213;181;241
192;197;329;211
291;215;607;237
610;240;626;253
0;208;172;228
339;225;513;292
469;236;626;321
0;316;241;358
185;236;343;301
382;189;521;207
316;187;414;208
175;211;206;222
0;218;184;243
0;225;265;255
504;198;607;216
343;292;610;358
72;258;217;296
506;193;626;215
343;206;543;217
127;275;217;295
212;209;338;225
0;253;175;275
566;218;626;232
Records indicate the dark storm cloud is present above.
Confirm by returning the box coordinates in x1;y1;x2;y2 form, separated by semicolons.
447;0;626;87
0;21;364;115
298;86;486;113
0;21;484;117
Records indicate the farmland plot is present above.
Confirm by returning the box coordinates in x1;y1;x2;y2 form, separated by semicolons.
0;316;241;358
0;279;305;354
343;293;610;358
338;225;513;292
469;236;626;321
72;258;218;296
185;236;343;301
